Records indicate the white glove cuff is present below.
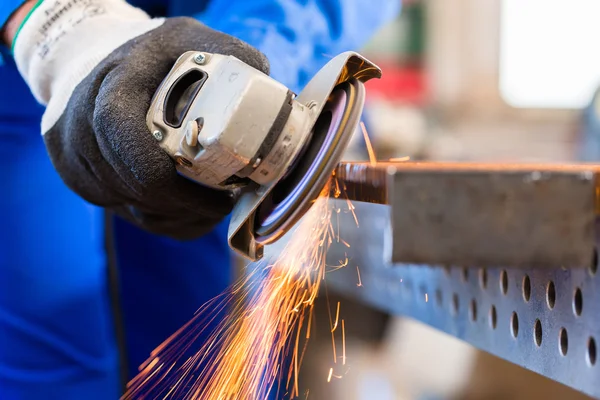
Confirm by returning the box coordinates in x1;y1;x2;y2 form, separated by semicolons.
13;0;164;132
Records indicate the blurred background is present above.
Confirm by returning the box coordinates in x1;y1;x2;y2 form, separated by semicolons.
295;0;600;399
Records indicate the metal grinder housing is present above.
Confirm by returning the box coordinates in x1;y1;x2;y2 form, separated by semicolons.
147;51;381;261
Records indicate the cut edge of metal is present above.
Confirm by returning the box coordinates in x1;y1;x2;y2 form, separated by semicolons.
331;162;394;205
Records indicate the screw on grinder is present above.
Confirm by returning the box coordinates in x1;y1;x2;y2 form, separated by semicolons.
147;51;382;261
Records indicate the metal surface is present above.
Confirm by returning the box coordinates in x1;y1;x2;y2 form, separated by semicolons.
333;161;600;269
147;51;305;189
320;200;600;399
261;160;600;398
228;52;382;261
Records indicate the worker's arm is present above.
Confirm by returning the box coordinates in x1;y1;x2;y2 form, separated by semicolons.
0;1;36;46
198;0;401;91
1;0;269;240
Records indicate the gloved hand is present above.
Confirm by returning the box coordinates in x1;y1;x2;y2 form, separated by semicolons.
12;0;269;239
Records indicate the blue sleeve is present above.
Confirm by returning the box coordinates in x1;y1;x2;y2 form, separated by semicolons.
197;0;401;92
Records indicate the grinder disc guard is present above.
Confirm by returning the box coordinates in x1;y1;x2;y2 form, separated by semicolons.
227;51;381;261
253;79;365;244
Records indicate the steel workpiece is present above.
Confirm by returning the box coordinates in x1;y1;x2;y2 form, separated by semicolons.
265;161;600;399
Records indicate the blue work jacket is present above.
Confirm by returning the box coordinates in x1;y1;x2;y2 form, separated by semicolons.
0;0;400;398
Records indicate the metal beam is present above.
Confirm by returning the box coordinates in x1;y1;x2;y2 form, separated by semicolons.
334;161;600;269
264;161;600;399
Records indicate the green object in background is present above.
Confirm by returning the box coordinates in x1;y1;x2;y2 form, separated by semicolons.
403;2;426;59
361;0;426;64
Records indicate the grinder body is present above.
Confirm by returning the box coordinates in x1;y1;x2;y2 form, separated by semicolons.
147;51;381;261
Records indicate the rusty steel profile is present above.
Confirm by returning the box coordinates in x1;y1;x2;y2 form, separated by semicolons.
333;161;600;269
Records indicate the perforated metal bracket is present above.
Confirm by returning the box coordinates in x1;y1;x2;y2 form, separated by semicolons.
323;200;600;399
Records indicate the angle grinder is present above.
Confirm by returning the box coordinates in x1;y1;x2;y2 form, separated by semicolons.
147;51;381;261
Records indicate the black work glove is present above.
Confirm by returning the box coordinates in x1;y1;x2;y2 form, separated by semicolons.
13;1;269;239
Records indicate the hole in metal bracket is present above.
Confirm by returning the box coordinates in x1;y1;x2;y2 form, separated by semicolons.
489;305;497;330
419;285;427;302
461;268;469;282
470;299;477;322
534;319;543;347
522;275;531;302
511;312;519;338
591;249;598;276
547;281;556;310
573;287;583;317
452;293;459;315
480;268;488;290
559;327;568;356
500;270;508;295
588;337;597;366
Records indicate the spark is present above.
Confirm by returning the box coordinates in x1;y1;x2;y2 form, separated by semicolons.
389;156;411;162
356;266;363;287
331;302;341;332
360;121;377;167
321;284;340;368
342;320;346;365
336;208;340;242
334;178;341;198
327;257;349;273
122;179;355;400
122;144;372;398
425;293;428;302
346;198;359;227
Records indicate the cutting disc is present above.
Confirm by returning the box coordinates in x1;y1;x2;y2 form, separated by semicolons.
253;78;366;244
